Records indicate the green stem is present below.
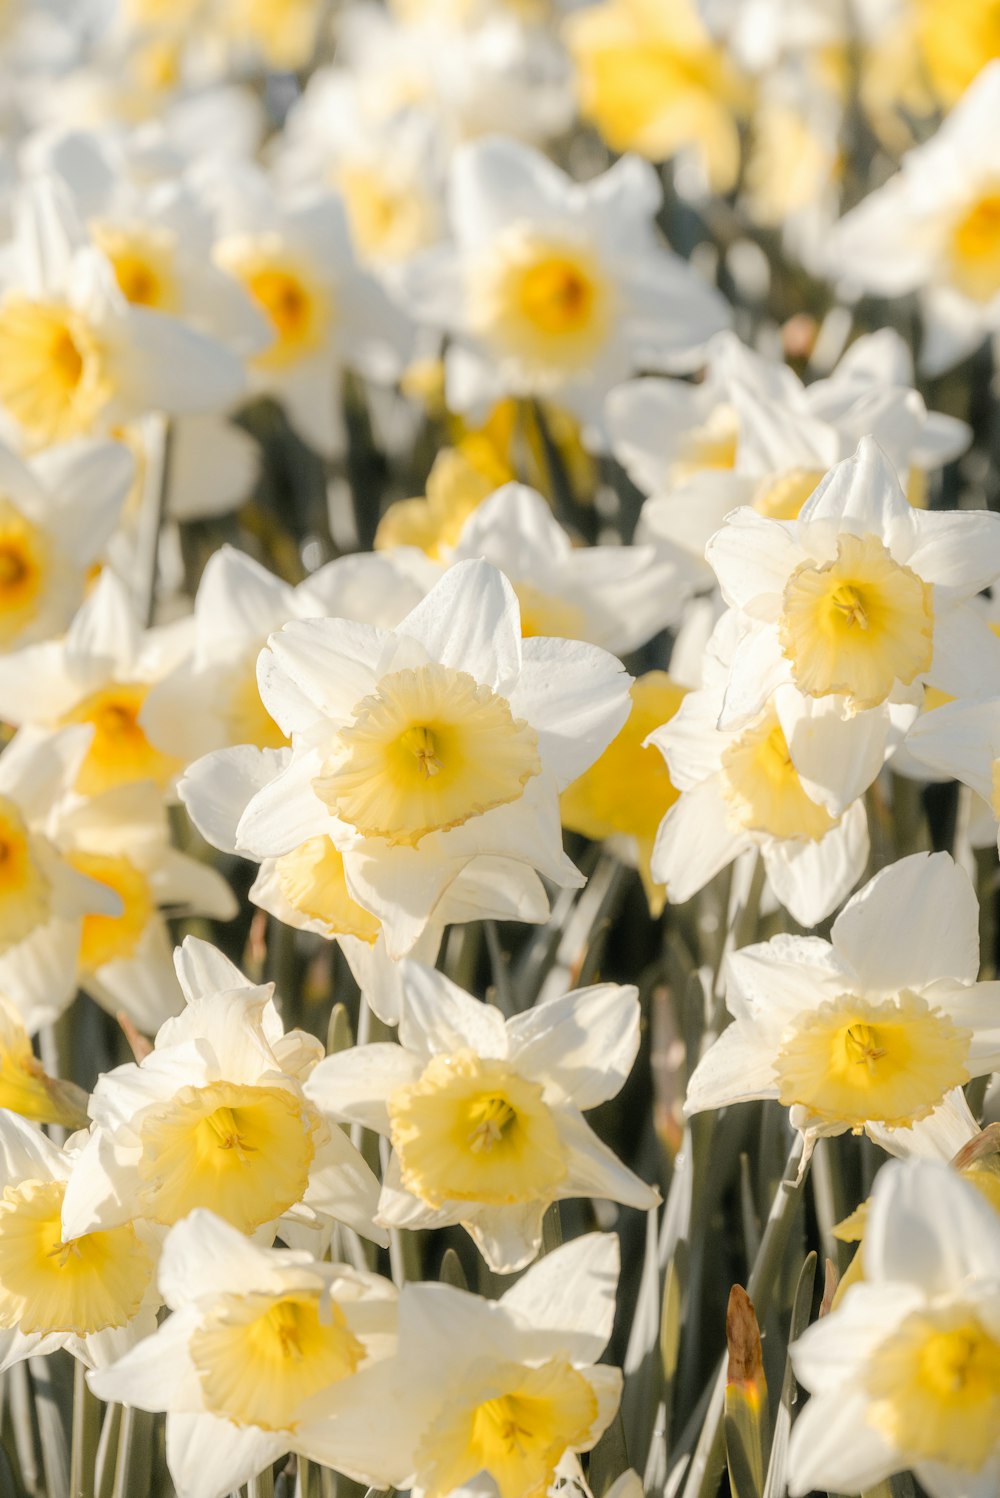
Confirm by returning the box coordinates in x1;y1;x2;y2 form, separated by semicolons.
680;1136;808;1498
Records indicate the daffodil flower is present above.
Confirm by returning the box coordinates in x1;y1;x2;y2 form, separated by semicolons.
787;1160;1000;1498
181;559;632;959
307;960;658;1271
686;853;1000;1160
304;1232;625;1498
704;436;1000;814
89;1209;400;1498
60;937;386;1248
0;1111;160;1372
398;135;730;424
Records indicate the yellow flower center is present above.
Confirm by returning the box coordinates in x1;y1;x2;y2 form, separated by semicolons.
0;796;51;953
512;582;587;640
92;224;179;311
219;240;332;371
779;532;934;709
191;1289;365;1431
720;713;837;842
388;1050;568;1208
65;851;154;970
316;664;541;848
868;1309;1000;1470
274;836;381;943
61;682;182;796
0;1179;153;1336
752;467;825;521
224;665;289;750
417;1356;598;1498
0;501;47;643
774;991;971;1129
471;233;613;375
0;296;112;447
136;1080;320;1232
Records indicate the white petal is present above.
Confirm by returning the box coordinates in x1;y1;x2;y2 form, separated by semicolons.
165;1411;287;1498
760;800;869;928
650;777;746;900
500;1231;619;1357
398;961;508;1059
396;559;523;696
831;851;980;991
305;1045;422;1133
865;1158;1000;1291
506;983;640;1110
511;637;631;788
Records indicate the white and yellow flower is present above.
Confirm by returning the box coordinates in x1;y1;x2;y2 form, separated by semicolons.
685;853;1000;1159
180;559;631;959
60;936;386;1248
307;960;658;1271
0;176;246;451
704;437;1000;814
0;568;191;798
213;168;412;455
613;331;969;585
0;1110;160;1372
445;482;697;651
398;136;730;425
787;1160;1000;1498
646;612;869;926
312;1232;624;1498
830;60;1000;373
89;1209;400;1498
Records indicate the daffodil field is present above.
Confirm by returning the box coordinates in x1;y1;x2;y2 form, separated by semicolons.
3;2;1000;1497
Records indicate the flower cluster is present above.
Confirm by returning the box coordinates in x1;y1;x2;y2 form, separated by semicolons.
0;4;999;1498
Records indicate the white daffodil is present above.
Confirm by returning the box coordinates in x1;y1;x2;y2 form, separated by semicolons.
398;135;730;426
0;725;122;1030
0;1110;160;1372
180;558;631;959
277;70;447;275
38;126;270;360
305;1232;624;1498
446;482;697;651
829;60;1000;374
55;780;236;1030
178;739;549;1024
905;695;1000;853
89;1209;400;1498
61;936;385;1249
307;961;658;1272
787;1160;1000;1498
646;611;869;926
686;853;1000;1160
212;166;412;455
334;0;576;148
0;567;191;798
141;543;430;767
615;330;969;583
704;436;1000;814
0;433;131;651
0;176;246;451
